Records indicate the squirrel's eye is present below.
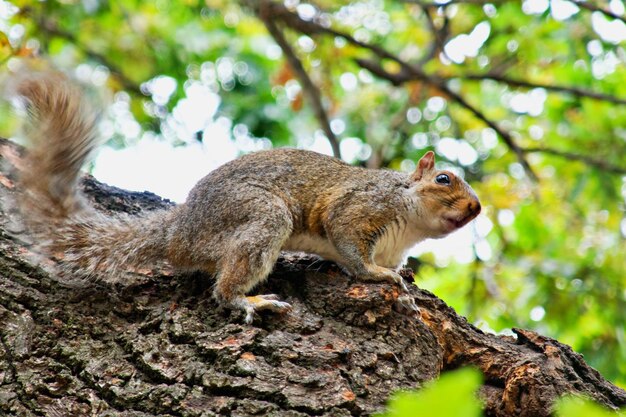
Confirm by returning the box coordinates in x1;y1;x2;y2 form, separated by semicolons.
435;174;451;185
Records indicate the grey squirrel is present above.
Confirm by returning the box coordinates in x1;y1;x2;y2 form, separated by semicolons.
10;71;481;323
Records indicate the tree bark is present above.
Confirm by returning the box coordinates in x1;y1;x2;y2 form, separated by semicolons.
0;139;624;416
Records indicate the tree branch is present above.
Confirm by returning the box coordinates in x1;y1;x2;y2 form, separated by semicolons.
357;62;626;175
37;17;143;96
462;73;626;106
252;1;411;70
257;3;341;159
257;1;538;180
571;0;626;25
436;80;538;180
354;59;538;180
400;0;508;8
523;146;626;174
404;0;626;25
249;1;626;178
416;5;451;67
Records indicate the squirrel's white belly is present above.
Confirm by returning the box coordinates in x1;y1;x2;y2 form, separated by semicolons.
283;233;344;263
283;222;424;270
373;221;425;268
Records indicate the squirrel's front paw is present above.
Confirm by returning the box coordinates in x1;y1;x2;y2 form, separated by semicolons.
361;265;409;293
235;294;292;324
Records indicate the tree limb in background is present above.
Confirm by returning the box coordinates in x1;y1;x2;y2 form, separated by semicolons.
254;1;410;71
462;73;626;106
523;146;626;175
259;0;538;180
37;16;143;96
572;0;626;25
400;0;508;7
355;57;626;175
353;56;539;180
415;4;451;67
257;2;342;159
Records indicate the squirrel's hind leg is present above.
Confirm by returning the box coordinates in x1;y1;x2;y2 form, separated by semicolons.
213;202;294;324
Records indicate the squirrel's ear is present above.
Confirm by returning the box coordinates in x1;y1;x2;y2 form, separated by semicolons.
411;151;436;181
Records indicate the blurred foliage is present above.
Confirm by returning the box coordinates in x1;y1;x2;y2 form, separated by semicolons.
376;367;484;417
0;0;625;388
557;395;626;417
378;367;625;417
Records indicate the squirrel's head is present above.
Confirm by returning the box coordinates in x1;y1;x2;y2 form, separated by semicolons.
409;151;481;238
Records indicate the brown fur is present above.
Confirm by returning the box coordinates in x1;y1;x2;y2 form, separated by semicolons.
10;71;481;323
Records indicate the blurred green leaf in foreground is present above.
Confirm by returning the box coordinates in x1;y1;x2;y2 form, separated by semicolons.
377;368;483;417
379;367;626;417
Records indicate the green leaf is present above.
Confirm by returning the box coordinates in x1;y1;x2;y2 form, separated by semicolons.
556;395;626;417
377;368;483;417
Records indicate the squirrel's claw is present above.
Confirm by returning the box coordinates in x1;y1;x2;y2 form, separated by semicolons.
394;294;420;316
394;275;419;314
390;273;409;293
240;294;292;324
396;294;420;314
247;294;292;313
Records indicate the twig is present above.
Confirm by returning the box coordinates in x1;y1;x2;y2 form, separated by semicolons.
416;5;450;66
260;1;538;179
354;59;538;180
400;0;508;7
256;1;411;71
571;0;626;25
38;18;143;96
257;3;341;158
354;59;407;86
435;79;538;180
523;146;626;175
462;73;626;106
403;0;626;52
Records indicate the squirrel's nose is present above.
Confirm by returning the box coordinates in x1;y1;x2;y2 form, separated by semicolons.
468;199;481;217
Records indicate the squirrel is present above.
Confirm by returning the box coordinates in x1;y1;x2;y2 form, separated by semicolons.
9;71;481;323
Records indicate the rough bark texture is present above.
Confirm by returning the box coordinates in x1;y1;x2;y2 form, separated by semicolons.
0;139;624;416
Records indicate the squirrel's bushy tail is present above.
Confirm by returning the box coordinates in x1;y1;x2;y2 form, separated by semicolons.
11;72;170;279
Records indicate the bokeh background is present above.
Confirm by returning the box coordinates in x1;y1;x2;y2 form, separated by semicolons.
1;0;625;387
